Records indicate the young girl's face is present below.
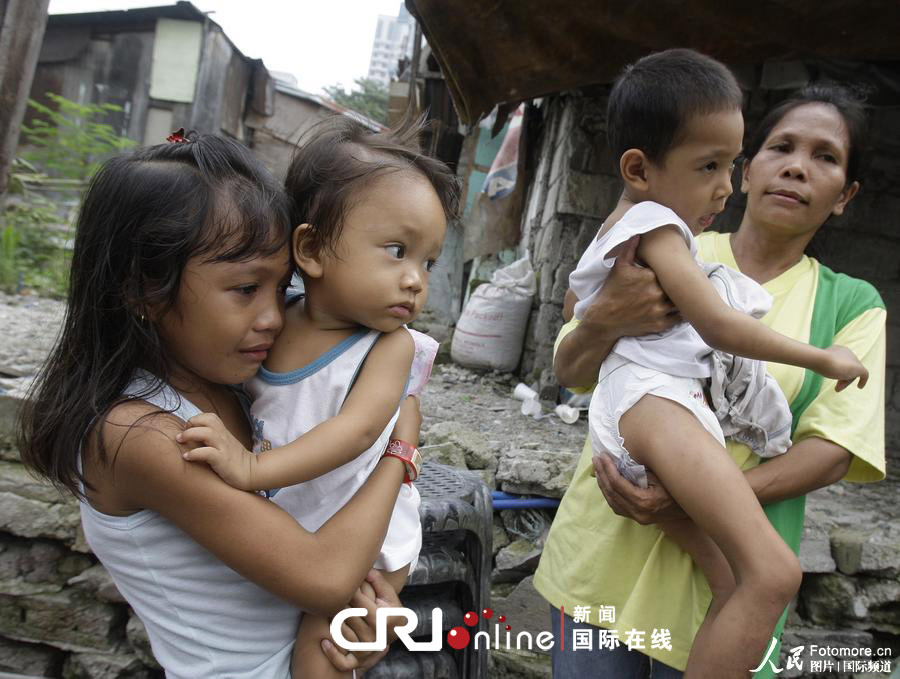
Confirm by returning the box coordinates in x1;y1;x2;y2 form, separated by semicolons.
156;246;292;388
303;170;447;332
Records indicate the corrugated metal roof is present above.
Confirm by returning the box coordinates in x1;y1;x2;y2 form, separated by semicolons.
407;0;900;124
274;81;386;132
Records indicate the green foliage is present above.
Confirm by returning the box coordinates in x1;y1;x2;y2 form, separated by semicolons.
21;92;135;180
324;78;389;125
0;92;132;296
0;197;71;297
0;224;19;291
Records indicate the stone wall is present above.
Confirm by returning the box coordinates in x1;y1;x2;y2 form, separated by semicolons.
0;393;162;677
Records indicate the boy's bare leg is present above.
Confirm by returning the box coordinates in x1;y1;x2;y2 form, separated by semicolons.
620;395;801;679
291;565;410;679
659;517;736;665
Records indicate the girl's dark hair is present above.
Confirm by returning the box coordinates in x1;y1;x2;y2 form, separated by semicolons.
18;133;291;497
745;83;869;185
607;48;744;165
284;114;460;260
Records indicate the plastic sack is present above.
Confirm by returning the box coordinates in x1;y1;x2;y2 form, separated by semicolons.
451;257;535;372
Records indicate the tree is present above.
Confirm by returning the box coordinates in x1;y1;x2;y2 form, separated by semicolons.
323;78;389;124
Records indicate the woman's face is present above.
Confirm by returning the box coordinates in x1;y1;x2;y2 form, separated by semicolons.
741;102;859;239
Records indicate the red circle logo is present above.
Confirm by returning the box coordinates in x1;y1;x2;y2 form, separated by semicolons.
446;626;470;649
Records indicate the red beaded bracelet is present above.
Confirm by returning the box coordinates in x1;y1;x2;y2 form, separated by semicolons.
382;439;422;483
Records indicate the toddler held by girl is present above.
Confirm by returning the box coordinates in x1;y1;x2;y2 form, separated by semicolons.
177;117;459;678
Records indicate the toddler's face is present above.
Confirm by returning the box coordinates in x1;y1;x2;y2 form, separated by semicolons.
314;170;447;333
645;108;744;234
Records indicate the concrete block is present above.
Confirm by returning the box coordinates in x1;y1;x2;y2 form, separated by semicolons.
0;587;122;653
63;649;157;679
492;539;542;583
496;446;580;498
558;170;618;219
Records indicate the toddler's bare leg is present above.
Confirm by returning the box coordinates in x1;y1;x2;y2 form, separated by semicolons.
620;395;801;679
290;565;411;679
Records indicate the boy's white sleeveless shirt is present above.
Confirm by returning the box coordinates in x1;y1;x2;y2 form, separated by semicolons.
78;371;298;679
569;201;772;378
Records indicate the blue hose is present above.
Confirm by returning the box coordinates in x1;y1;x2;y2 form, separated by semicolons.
492;490;560;510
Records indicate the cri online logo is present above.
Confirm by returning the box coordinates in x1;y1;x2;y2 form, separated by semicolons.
330;607;506;652
447;608;506;649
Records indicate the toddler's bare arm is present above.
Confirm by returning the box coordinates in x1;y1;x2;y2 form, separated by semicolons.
180;328;415;491
638;226;868;389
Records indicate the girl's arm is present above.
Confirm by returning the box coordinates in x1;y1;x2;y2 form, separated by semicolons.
179;329;415;491
99;397;417;618
638;226;868;389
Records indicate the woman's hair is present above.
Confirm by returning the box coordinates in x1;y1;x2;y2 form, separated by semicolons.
284;114;460;260
18;133;292;497
607;48;744;165
744;83;870;185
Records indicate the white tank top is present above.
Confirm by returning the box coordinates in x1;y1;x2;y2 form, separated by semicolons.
569;201;771;378
247;328;422;572
78;371;298;678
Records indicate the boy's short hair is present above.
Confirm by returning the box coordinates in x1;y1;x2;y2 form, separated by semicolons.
607;48;743;166
285;115;460;259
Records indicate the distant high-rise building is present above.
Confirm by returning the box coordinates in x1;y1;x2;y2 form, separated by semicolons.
366;3;415;87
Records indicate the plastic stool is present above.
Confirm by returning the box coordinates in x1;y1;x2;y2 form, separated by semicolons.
373;462;491;679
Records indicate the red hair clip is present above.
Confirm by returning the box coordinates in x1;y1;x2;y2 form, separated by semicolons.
166;128;188;143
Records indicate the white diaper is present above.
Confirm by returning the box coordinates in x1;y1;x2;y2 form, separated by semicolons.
589;353;726;488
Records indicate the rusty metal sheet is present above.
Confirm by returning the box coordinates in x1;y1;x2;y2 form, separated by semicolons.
407;0;900;124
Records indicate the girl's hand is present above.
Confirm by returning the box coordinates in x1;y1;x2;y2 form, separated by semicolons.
391;396;422;445
176;413;259;491
319;570;403;673
592;451;685;524
823;345;869;391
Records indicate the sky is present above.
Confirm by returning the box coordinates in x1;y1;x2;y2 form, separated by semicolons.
47;0;407;94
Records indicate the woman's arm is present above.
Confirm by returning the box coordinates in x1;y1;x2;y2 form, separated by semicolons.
593;436;851;524
743;437;851;503
179;329;415;490
103;398;417;618
555;236;679;388
638;227;867;387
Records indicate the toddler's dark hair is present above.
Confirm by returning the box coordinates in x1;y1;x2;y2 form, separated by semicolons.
18;133;292;497
285;115;460;260
607;48;743;166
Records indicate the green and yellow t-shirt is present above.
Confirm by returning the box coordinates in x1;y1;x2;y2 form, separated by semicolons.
533;230;886;673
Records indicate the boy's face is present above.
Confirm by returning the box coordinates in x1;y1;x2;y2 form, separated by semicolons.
304;169;447;332
644;108;744;235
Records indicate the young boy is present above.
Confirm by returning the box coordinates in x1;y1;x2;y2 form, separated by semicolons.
567;49;867;678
